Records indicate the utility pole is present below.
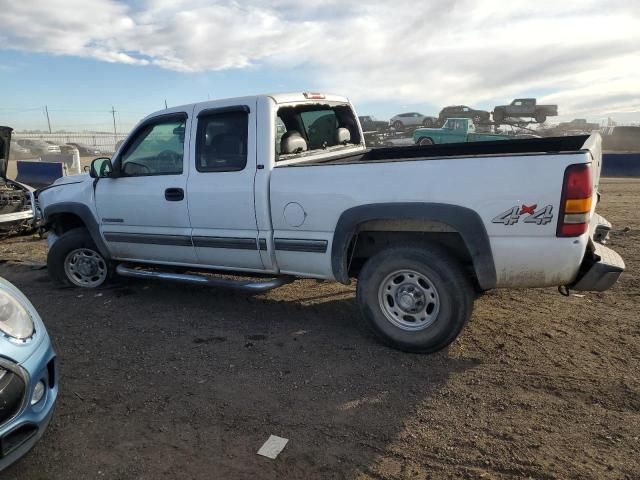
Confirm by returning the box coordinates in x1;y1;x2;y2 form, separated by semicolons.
111;106;117;140
44;105;52;133
164;99;168;109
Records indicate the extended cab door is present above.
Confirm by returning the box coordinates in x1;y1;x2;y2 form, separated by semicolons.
187;100;264;270
94;111;198;264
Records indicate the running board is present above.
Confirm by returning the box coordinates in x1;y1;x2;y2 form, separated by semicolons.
115;264;294;292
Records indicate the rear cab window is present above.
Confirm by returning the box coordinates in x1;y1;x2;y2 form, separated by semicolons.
275;102;362;163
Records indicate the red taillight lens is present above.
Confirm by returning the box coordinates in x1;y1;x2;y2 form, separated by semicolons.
557;164;593;237
559;222;589;237
564;164;593;199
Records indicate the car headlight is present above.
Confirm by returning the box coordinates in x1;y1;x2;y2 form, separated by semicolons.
0;289;35;340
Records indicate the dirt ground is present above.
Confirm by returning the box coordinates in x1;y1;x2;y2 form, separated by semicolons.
0;178;638;480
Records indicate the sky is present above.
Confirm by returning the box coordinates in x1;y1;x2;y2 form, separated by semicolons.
0;0;639;132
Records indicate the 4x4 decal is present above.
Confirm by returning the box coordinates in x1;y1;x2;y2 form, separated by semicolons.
492;204;553;226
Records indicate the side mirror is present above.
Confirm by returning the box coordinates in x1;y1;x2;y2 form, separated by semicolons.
89;157;114;178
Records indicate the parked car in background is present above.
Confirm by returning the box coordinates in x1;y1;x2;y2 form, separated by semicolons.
65;142;102;156
557;119;599;133
493;98;558;124
358;116;388;132
438;105;490;125
8;141;32;160
15;139;61;156
38;92;624;354
390;112;438;130
413;118;511;145
0;276;58;472
1;128;37;235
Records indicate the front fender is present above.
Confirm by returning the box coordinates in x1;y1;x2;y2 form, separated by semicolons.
42;202;110;259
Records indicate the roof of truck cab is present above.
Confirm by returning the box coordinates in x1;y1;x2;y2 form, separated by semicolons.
141;92;351;123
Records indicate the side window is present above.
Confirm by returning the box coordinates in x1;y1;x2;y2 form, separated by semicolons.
195;110;248;172
275;116;286;154
121;116;186;176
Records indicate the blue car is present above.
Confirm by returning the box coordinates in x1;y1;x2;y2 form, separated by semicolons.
0;277;58;472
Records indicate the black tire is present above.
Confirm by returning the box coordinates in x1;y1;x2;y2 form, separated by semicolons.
392;121;404;130
356;246;474;353
47;228;110;288
535;112;547;123
493;109;504;123
417;137;433;146
472;115;482;124
422;118;434;127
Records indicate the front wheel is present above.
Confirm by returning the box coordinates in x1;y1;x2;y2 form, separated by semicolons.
356;246;473;353
392;121;404;130
47;228;110;288
535;112;547;123
417;137;433;146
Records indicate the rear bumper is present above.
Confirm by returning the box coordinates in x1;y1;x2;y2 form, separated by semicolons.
571;241;625;291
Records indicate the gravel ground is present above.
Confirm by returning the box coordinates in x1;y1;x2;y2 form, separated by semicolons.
0;178;638;480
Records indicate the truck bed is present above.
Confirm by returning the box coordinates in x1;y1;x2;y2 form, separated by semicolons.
282;135;591;167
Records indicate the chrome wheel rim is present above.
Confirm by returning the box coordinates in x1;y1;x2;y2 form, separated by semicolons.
377;269;440;331
419;138;433;146
64;248;107;287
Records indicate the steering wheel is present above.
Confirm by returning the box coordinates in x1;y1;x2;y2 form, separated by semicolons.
157;149;181;168
122;161;151;176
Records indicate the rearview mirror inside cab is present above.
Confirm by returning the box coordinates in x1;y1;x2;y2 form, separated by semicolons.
89;157;114;178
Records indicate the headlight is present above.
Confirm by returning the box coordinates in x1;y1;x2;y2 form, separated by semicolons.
0;289;35;340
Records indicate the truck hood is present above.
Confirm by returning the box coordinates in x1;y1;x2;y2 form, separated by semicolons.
0;126;12;179
52;172;91;185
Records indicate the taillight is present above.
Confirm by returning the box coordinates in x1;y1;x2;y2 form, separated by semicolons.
557;164;593;237
303;92;326;99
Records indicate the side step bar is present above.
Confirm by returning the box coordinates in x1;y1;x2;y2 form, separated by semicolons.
115;264;294;292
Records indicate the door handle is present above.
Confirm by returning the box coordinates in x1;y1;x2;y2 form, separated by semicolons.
165;188;184;201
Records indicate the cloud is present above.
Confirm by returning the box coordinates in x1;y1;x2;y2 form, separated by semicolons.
0;0;639;118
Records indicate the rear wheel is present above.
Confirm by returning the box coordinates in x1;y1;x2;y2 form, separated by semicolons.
47;228;110;288
493;109;505;123
535;112;547;123
422;118;434;127
356;246;474;353
417;137;433;146
393;121;404;130
472;114;482;124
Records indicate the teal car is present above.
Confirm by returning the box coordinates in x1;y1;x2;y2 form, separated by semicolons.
413;118;511;145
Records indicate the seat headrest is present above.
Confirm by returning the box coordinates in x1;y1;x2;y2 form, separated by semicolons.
336;127;351;145
280;130;307;154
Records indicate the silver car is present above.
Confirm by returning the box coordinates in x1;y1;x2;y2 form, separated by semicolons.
389;112;438;130
15;139;61;156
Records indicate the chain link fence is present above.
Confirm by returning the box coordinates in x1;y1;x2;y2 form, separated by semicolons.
13;132;129;154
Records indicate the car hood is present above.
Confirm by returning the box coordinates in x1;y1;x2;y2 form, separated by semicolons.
0;126;12;179
53;173;91;185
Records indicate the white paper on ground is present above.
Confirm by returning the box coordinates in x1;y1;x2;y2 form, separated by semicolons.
257;435;289;459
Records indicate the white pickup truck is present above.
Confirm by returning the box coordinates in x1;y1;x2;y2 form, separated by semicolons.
37;92;624;353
